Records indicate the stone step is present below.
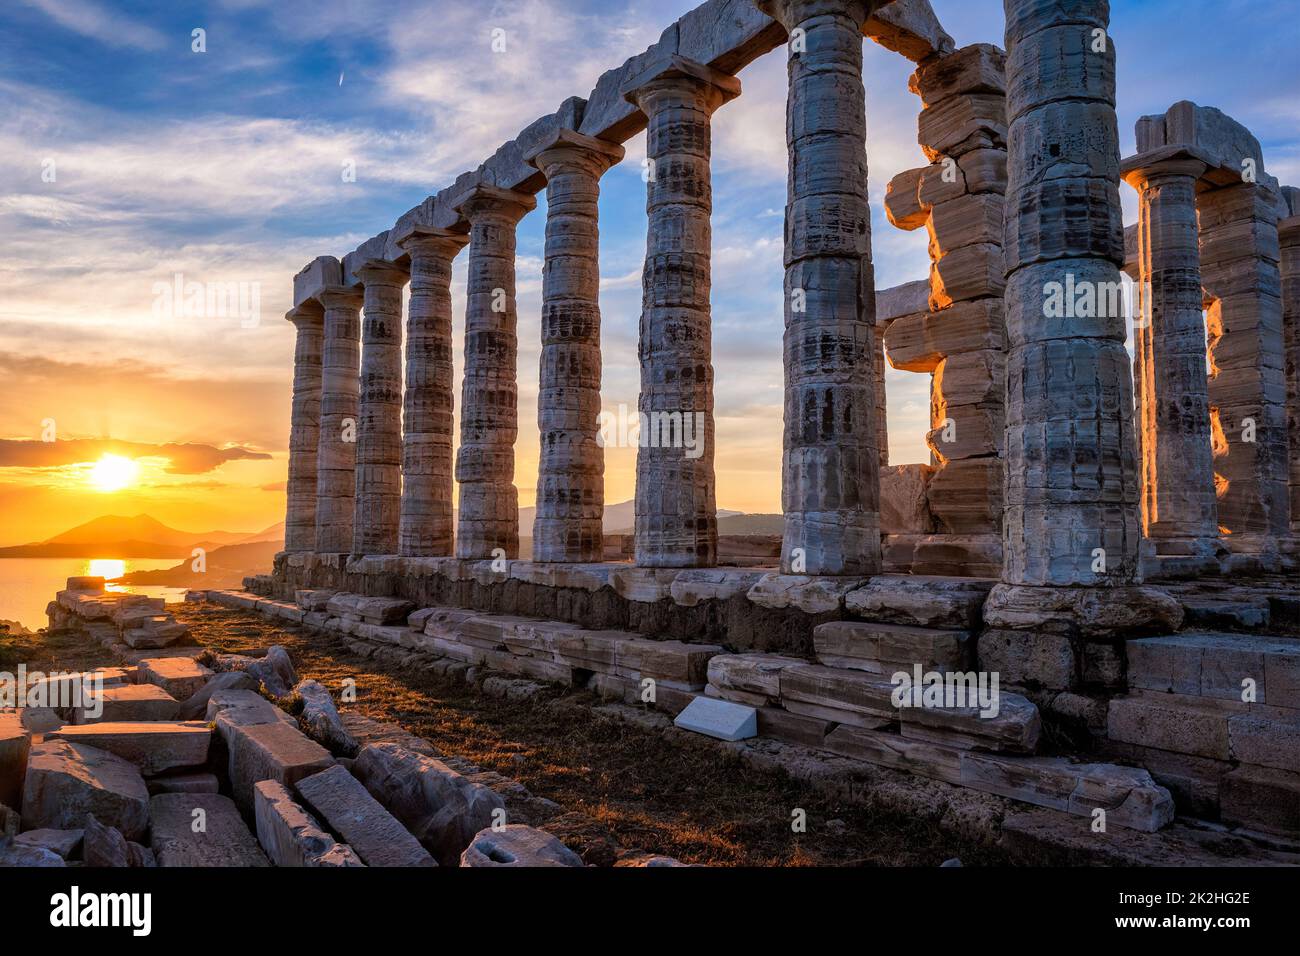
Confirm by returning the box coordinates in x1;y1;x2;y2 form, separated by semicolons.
1180;597;1271;630
296;765;435;867
47;722;212;776
822;725;1174;832
150;793;269;866
1108;693;1300;772
843;574;994;629
72;684;179;724
706;653;805;706
897;690;1041;754
138;657;214;700
777;664;898;728
812;620;973;673
1127;631;1300;709
1220;765;1300;836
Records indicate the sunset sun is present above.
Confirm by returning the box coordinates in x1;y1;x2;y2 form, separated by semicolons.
88;453;140;492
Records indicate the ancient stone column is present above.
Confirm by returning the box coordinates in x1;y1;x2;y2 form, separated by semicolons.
1280;189;1300;535
757;0;885;576
397;228;469;557
994;0;1171;620
284;303;323;552
453;185;536;561
315;287;364;553
622;56;739;569
1122;152;1220;562
351;261;409;556
525;130;626;563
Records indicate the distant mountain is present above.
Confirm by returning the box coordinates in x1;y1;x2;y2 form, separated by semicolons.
114;539;282;589
717;513;783;535
0;514;276;558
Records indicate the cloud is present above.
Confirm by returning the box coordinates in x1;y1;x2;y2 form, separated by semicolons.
15;0;167;51
0;439;270;474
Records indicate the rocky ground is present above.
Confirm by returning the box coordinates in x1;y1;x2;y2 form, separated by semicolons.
5;599;1005;866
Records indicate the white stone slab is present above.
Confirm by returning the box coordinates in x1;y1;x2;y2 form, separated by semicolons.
673;697;757;742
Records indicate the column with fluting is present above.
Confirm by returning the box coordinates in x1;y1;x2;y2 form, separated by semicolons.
315;287;364;553
284;302;323;552
397;228;469;556
998;0;1143;587
758;0;886;575
453;185;536;560
1280;191;1300;535
351;261;409;556
1122;151;1220;558
622;56;739;569
526;130;626;562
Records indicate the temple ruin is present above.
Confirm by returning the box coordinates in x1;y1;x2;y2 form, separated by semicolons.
246;0;1300;841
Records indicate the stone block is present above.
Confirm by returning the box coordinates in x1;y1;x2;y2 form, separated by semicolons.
813;620;972;674
147;772;220;795
779;664;897;726
845;574;994;629
1106;695;1231;760
910;43;1006;109
673;696;757;741
706;653;804;702
884;298;1005;372
1227;712;1300;773
899;691;1041;753
224;719;335;813
352;742;505;866
72;684;179;724
138;657;213;700
879;463;936;533
48;722;211;776
876;279;931;323
1219;765;1300;835
296;764;435;867
460;824;584;867
293;255;342;307
755;706;833;748
253;779;367;867
746;574;865;615
977;628;1075;690
0;711;31;808
21;740;149;841
13;828;83;860
918;93;1007;162
150;793;269;866
177;671;260;721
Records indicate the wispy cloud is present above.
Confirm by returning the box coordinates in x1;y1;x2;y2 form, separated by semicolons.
16;0;167;50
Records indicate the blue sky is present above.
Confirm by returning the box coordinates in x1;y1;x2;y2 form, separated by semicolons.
1;0;1297;532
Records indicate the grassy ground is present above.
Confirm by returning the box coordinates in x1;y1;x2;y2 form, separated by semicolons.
14;603;1010;866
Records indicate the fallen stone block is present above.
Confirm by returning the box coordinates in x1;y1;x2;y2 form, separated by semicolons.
673;696;757;741
353;742;505;866
296;765;435;867
244;645;297;698
177;671;260;721
0;842;65;866
0;711;31;808
253;779;364;867
150;793;270;866
72;684;180;724
460;824;584;867
355;596;416;625
21;740;149;841
139;657;213;700
294;679;359;756
83;815;152;867
224;719;335;813
147;772;220;796
48;722;212;776
13;827;83;860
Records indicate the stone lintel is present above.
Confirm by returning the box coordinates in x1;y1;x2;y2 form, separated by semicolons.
620;53;742;107
1120;144;1214;188
292;255;343;308
523;127;626;170
341;231;390;288
451;182;538;221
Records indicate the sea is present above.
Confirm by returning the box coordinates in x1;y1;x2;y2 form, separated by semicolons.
0;558;188;633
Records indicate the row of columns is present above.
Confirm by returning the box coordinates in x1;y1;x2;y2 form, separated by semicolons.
282;2;893;572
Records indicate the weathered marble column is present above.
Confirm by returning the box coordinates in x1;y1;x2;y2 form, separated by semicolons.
991;0;1177;626
315;287;364;553
284;303;323;552
351;261;409;556
759;0;885;576
1281;189;1300;534
1122;151;1220;556
525;130;625;562
623;56;739;569
397;228;469;557
453;185;536;561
